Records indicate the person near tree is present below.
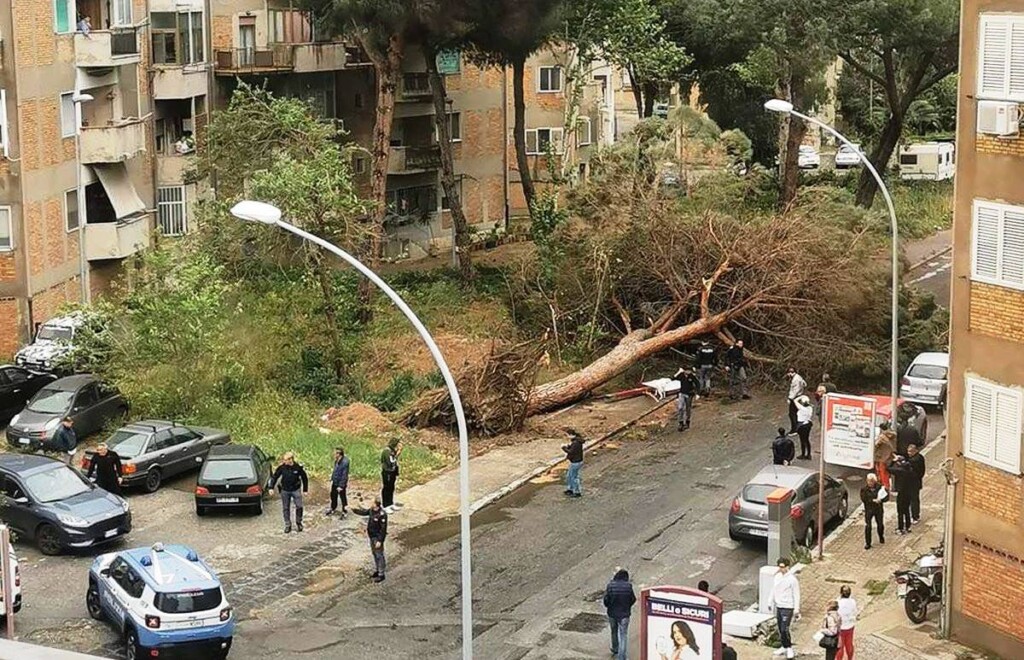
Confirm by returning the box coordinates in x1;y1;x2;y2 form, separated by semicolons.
86;443;123;495
694;341;717;396
724;340;750;399
785;368;807;434
268;451;309;533
380;438;401;510
325;447;350;517
860;473;887;549
562;429;585;498
603;567;636;660
795;395;815;459
772;427;796;466
673;366;699;431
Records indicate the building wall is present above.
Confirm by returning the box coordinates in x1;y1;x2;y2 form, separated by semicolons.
948;1;1024;658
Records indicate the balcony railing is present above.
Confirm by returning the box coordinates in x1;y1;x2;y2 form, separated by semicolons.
84;215;152;261
385;184;438;226
389;145;442;173
75;27;141;68
79;118;147;163
400;73;431;99
214;47;294;74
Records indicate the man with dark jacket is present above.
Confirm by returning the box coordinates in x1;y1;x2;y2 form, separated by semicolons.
673;366;700;431
603;568;636;660
366;495;388;583
380;438;401;510
860;473;887;549
695;341;717;395
906;444;926;523
325;447;350;517
724;340;750;399
86;443;123;495
888;454;914;534
562;429;585;498
268;452;309;533
772;427;796;466
54;417;77;465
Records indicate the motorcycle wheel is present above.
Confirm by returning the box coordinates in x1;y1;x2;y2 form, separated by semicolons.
905;589;929;624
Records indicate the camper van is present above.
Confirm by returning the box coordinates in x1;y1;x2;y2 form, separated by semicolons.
899;142;955;181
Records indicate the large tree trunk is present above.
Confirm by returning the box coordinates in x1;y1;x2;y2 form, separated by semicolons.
425;45;474;282
642;81;657;118
779;74;808;208
854;112;903;208
512;55;536;215
629;68;644;118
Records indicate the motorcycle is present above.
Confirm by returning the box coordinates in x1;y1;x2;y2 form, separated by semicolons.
894;543;944;623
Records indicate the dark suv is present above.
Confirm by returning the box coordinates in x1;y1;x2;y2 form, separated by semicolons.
195;445;272;516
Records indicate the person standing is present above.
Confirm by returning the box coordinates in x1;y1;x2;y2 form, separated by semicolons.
325;447;350;517
906;443;926;523
772;427;796;466
836;585;857;660
817;373;837;394
54;417;77;465
380;438;401;510
603;568;636;660
888;453;913;534
366;496;388;583
562;429;584;498
268;451;309;533
771;557;801;659
724;340;750;400
785;368;807;434
86;443;123;495
795;395;815;460
695;341;717;396
861;473;886;549
820;600;841;660
673;367;699;431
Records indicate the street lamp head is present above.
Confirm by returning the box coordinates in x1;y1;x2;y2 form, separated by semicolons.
72;93;94;104
764;99;794;114
230;200;282;225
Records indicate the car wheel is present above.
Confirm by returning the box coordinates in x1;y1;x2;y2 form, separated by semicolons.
837;495;849;521
36;524;63;556
125;628;144;660
144;469;162;494
196;504;206;517
86;582;104;620
802;524;816;548
728;528;740;542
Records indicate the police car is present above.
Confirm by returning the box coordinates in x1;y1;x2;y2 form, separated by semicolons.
87;543;233;659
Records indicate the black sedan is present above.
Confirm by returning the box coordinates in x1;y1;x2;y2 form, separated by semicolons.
0;365;56;426
195;444;272;515
83;420;231;493
5;375;127;452
0;453;132;555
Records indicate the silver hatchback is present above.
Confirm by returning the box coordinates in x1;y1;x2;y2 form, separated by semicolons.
728;465;848;548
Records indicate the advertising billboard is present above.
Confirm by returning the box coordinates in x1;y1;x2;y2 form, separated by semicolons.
822;393;877;469
640;586;723;660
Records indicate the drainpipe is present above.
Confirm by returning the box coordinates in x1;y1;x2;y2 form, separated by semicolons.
940;456;959;638
502;63;509;230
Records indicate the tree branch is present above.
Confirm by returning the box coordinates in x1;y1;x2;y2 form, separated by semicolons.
839;51;887;88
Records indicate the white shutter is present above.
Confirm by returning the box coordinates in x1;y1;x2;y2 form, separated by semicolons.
993;389;1023;472
980;16;1010;98
1010;20;1024;100
973;201;1000;281
965;376;1024;474
1002;207;1024;285
966;378;996;463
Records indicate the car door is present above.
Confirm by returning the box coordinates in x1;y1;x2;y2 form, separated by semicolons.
4;367;40;414
71;383;101;435
255;448;271;492
95;383;124;423
171;427;205;471
799;477;820;534
147;430;178;475
823;475;844;518
0;370;14;420
103;557;133;630
0;473;38;538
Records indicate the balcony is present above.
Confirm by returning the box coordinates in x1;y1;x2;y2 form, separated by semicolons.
156;153;196;185
389;145;442;174
152;65;209;100
214;47;294;75
74;28;141;69
79;119;147;164
292;42;348;74
400;73;432;100
84;215;152;261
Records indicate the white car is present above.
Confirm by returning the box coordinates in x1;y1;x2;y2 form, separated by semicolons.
835;143;862;169
14;314;84;373
900;352;949;408
797;145;820;169
0;541;21;618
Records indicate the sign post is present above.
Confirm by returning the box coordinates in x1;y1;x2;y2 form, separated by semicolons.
0;525;13;639
640;586;723;660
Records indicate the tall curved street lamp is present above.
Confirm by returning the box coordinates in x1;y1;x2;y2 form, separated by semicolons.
230;201;474;659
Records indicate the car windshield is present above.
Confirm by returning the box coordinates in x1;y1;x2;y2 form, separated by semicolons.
26;388;74;414
36;326;73;342
24;465;91;503
154;587;223;614
106;430;151;459
742;484;780;505
202;459;256;482
908;364;947;380
839;145;859;153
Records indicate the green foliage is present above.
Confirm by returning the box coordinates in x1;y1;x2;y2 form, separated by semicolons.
889;180;954;239
720;129;754;167
366;371;437;412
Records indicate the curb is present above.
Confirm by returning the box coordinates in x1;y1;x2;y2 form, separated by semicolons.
907;245;952;274
469;397;675;514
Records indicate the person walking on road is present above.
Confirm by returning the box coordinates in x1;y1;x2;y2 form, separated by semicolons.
836;585;857;660
795;395;815;460
366;495;388;583
695;341;717;396
562;429;585;498
772;427;796;466
268;451;309;533
906;443;926;523
771;557;801;659
861;473;887;549
325;447;350;517
819;600;841;660
381;438;401;511
54;417;77;465
724;340;750;400
86;443;123;495
603;567;636;660
786;369;807;434
673;366;699;431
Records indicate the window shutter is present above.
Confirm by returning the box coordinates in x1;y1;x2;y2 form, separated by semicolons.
993;389;1023;472
0;90;8;159
980;16;1010;97
1011;20;1024;99
525;129;538;155
966;379;996;463
973;202;1000;281
1002;207;1024;285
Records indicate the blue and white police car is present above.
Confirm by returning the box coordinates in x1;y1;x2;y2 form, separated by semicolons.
86;543;233;659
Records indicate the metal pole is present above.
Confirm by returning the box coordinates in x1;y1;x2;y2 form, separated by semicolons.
816;405;826;560
940;457;958;638
75;102;89;304
260;219;474;659
0;525;13;639
789;110;900;420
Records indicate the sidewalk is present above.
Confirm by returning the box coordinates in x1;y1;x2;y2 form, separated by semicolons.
906;229;952;270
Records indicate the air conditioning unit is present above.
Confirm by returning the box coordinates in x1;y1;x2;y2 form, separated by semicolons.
978;100;1021;137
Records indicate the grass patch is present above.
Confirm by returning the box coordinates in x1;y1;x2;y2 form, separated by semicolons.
882;180;953;239
864;578;889;596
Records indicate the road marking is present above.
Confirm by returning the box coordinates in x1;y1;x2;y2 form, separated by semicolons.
909;262;951;284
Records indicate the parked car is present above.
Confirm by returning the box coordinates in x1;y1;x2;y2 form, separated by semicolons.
864;395;929;445
728;465;848;547
87;543;233;659
0;539;20;618
0;453;132;555
834;143;863;169
83;421;231;494
5;375;127;452
0;365;56;427
14;314;84;373
195;445;273;516
798;145;821;169
900;352;949;409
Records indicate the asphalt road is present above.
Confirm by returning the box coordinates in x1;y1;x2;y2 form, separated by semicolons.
908;248;952;306
233;394;946;660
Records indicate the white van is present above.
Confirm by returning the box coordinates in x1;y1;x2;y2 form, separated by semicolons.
899;143;955;181
900;352;950;408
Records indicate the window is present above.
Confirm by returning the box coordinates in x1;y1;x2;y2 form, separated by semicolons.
577;117;592;146
972;199;1024;290
112;0;132;27
353;156;367;174
525;128;564;155
0;207;11;251
65;189;79;232
0;89;9;158
436;112;461;142
538;66;563;93
152;12;204;64
54;0;76;33
60;92;76;138
440;180;463;210
965;375;1023;474
157;186;187;236
899;154;918;165
269;9;313;44
978;14;1024;101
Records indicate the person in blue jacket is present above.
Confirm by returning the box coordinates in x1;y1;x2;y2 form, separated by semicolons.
603;568;637;660
326;447;350;517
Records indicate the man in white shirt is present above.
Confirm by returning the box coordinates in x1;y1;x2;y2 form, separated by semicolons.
794;395;815;460
836;585;857;660
771;557;801;659
785;368;807;435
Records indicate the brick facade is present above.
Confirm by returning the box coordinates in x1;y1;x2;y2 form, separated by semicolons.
969;282;1024;343
0;299;20;359
0;254;14;282
961;541;1024;643
976;133;1024;158
963;460;1023;527
212;16;233;51
32;278;80;322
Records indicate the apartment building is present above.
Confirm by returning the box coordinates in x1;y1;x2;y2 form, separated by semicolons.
946;2;1024;658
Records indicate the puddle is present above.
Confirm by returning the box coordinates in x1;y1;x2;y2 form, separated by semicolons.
559;612;608;634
